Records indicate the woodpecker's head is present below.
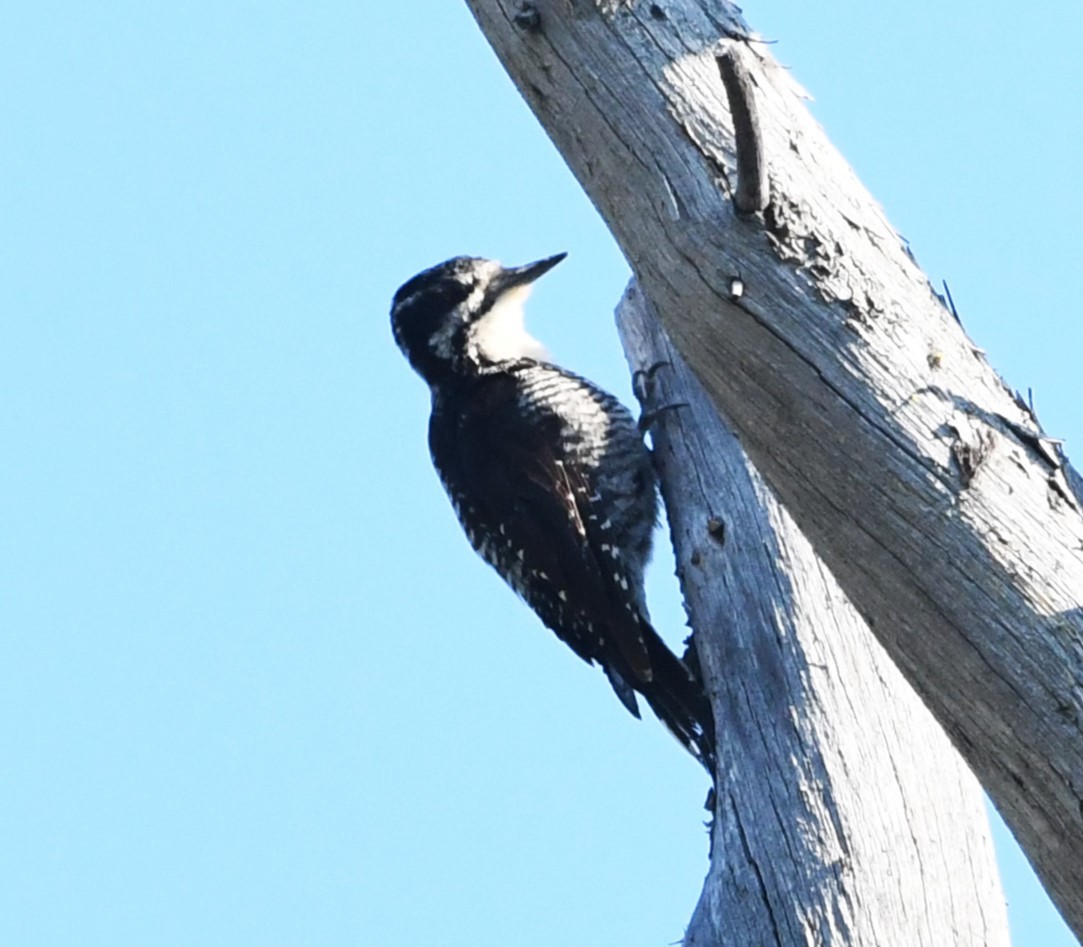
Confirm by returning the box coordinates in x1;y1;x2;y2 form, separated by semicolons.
391;253;566;384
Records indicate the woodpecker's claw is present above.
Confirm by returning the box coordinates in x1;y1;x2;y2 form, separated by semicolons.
633;361;688;432
639;402;689;434
632;361;671;407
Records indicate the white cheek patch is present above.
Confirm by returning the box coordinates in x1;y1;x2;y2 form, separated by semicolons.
469;285;550;363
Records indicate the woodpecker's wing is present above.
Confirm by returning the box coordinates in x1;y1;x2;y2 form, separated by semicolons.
429;375;653;683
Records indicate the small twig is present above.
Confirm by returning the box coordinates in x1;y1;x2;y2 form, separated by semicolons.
716;46;768;215
942;279;961;325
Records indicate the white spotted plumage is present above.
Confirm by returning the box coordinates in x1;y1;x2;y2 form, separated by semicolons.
391;254;716;773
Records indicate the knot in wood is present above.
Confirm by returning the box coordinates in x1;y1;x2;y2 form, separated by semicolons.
512;2;541;31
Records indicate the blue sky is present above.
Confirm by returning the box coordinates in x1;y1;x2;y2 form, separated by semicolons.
2;2;1079;945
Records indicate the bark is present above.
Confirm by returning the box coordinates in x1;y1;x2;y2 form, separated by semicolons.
618;283;1007;945
463;0;1083;938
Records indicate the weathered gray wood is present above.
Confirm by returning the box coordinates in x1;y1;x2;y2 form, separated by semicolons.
618;283;1008;946
463;0;1083;936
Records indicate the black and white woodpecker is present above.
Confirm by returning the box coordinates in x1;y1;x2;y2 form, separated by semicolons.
390;253;716;772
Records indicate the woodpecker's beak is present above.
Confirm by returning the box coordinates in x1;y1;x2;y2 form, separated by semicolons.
494;253;567;295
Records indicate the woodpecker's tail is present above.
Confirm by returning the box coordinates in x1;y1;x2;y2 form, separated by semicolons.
640;630;717;775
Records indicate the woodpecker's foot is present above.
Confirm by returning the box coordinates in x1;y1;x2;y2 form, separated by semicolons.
639;401;689;435
682;634;705;685
633;362;688;433
632;361;670;408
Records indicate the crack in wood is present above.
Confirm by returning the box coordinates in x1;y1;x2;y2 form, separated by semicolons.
949;420;995;489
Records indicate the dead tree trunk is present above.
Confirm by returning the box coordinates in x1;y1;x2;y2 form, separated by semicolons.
464;0;1083;937
619;283;1007;945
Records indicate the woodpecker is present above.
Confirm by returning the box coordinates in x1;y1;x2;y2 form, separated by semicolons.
390;253;715;771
